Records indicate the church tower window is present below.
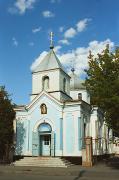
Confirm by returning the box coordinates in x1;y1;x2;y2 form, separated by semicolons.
42;76;49;90
78;93;82;100
63;78;66;92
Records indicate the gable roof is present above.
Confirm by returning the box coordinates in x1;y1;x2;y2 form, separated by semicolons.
33;49;65;73
26;91;63;111
26;91;85;111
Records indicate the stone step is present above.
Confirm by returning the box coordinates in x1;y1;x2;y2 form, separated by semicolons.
14;164;67;167
14;162;70;166
14;162;67;165
17;160;69;163
21;157;61;161
14;164;68;167
13;157;71;167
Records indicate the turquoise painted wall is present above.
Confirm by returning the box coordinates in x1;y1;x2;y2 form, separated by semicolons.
66;114;74;153
78;117;83;150
15;95;63;156
15;94;86;156
60;118;63;150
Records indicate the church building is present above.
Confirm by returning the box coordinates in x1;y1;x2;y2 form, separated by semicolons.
14;34;113;159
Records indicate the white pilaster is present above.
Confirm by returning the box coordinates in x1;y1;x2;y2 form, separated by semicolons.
63;113;66;156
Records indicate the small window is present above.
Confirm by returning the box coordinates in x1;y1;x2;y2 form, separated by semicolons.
78;93;82;100
40;104;47;114
42;76;49;90
44;136;50;145
84;123;86;137
39;123;52;132
63;78;66;92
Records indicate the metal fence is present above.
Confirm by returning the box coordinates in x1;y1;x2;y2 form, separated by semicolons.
81;137;114;155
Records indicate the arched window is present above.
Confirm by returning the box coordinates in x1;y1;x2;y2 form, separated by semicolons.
40;104;47;114
63;78;66;92
38;123;52;132
78;93;82;100
42;76;49;90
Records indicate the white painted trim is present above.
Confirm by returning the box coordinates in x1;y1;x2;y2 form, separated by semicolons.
27;91;63;110
33;118;55;132
73;113;79;154
63;114;66;155
63;151;82;157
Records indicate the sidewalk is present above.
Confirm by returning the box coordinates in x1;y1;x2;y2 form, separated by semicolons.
0;156;119;176
0;164;118;176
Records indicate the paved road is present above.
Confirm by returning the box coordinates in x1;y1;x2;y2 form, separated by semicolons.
0;172;119;180
0;166;119;180
0;156;119;180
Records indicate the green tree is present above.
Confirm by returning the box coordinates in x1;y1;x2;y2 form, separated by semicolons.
85;45;119;134
0;86;16;161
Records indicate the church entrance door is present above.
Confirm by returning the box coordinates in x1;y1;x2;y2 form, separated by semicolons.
40;134;51;156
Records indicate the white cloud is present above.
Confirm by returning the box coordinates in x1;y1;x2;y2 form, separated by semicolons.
54;45;62;53
30;46;62;71
42;10;55;18
58;39;70;45
59;26;64;32
8;0;36;15
32;27;41;33
12;37;18;47
30;39;114;77
30;51;48;71
59;39;114;76
64;27;77;39
63;18;91;40
76;18;91;32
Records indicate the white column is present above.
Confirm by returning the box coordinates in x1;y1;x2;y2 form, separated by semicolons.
73;112;78;154
26;116;31;155
63;113;66;156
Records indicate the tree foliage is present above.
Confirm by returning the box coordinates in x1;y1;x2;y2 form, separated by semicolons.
85;45;119;134
0;86;16;160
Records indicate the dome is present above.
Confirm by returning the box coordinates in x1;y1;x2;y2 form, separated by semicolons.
70;70;85;90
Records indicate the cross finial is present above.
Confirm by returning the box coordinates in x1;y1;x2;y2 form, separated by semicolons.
50;31;54;49
71;52;77;73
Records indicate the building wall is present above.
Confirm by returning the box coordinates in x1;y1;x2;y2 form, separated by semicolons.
31;69;70;101
70;90;90;104
32;70;60;95
15;95;84;157
89;107;114;155
63;105;83;156
59;69;70;96
15;97;114;157
49;91;72;101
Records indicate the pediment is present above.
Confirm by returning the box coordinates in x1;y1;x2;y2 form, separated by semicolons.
26;91;63;111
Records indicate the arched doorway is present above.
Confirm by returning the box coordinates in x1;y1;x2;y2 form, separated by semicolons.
38;123;52;156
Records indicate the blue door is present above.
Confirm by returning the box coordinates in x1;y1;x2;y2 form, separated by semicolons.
41;135;51;156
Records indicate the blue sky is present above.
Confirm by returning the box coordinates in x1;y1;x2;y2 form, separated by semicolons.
0;0;119;105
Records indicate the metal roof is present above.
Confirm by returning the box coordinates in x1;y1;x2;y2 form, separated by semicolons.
33;49;65;73
70;71;86;90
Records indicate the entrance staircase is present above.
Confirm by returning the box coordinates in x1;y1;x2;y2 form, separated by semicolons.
13;157;72;167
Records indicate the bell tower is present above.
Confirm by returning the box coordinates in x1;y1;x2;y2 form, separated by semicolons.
30;33;71;101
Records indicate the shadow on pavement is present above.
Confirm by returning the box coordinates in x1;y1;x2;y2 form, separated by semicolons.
73;170;86;180
106;156;119;169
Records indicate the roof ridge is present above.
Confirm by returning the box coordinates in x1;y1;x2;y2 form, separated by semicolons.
33;48;65;73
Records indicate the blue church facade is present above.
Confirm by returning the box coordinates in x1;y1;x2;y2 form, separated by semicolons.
14;40;113;158
15;91;91;157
